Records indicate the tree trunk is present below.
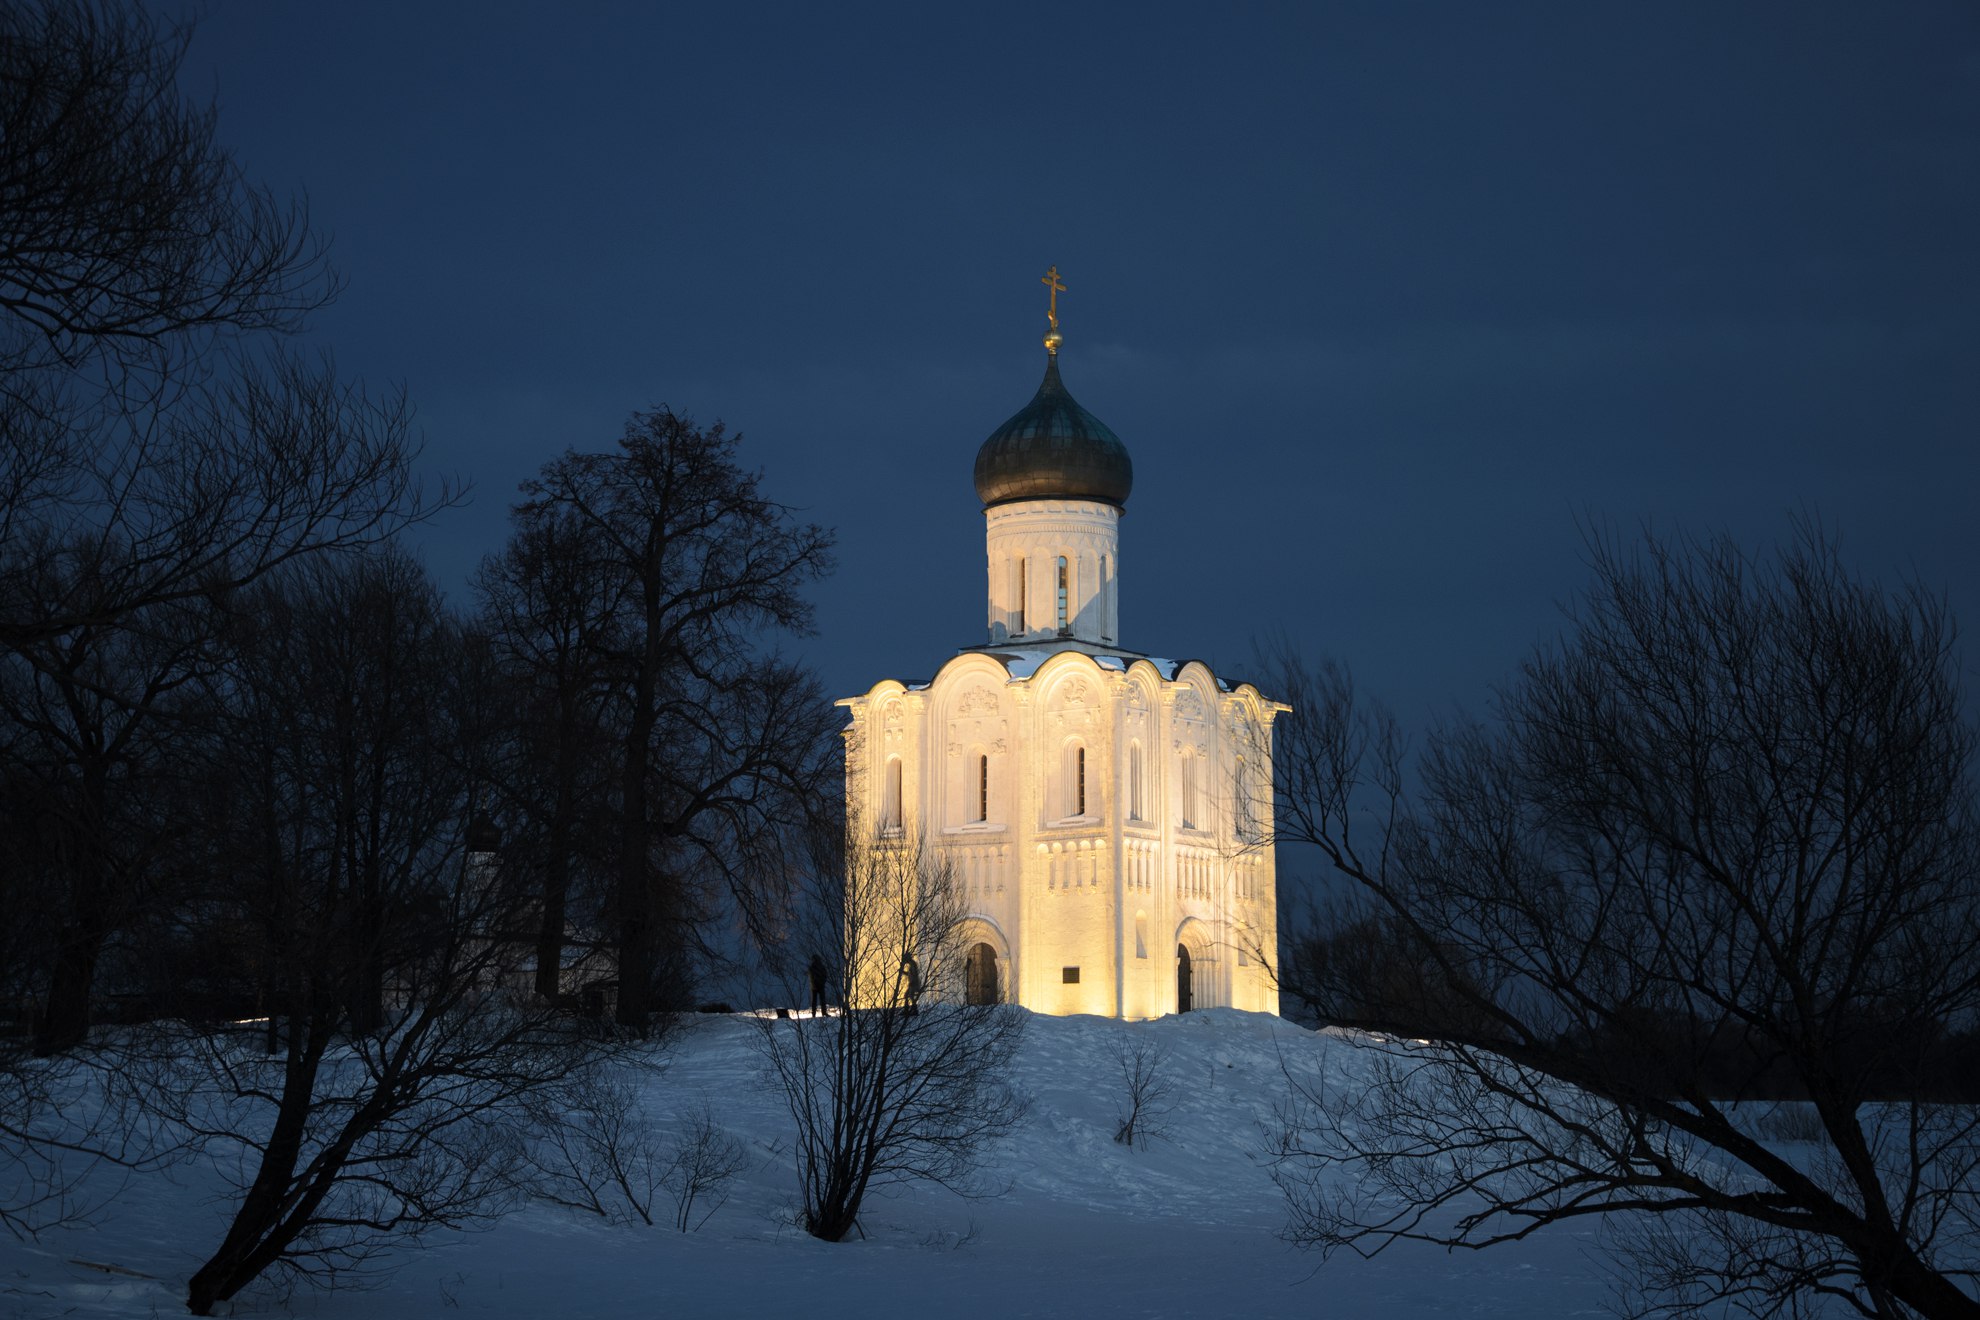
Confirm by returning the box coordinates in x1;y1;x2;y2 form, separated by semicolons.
614;660;655;1031
535;842;570;1000
33;922;103;1055
35;763;111;1055
184;1031;329;1314
1878;1240;1980;1320
615;551;663;1032
534;763;574;999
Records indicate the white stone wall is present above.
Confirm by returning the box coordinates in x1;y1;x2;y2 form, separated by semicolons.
983;499;1121;645
837;650;1284;1020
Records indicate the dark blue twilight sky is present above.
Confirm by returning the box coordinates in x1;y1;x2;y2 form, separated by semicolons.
180;3;1980;726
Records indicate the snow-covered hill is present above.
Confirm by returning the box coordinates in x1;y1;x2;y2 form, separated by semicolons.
2;1011;1621;1318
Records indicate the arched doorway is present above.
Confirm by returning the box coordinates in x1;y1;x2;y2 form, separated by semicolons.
964;942;999;1005
1176;944;1193;1014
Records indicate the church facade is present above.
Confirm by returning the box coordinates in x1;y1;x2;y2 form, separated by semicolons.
837;273;1283;1019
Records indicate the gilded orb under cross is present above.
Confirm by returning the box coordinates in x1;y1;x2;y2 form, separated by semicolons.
1041;265;1066;355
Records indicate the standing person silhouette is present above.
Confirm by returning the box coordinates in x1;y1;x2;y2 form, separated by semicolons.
808;953;829;1016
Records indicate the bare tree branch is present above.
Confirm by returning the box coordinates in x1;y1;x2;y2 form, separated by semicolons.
1266;524;1980;1319
751;811;1028;1242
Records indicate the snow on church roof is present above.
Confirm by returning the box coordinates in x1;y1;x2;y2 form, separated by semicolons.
860;650;1256;704
963;647;1230;689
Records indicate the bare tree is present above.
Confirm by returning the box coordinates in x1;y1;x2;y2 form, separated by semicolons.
515;409;835;1027
0;0;330;381
0;1044;175;1241
150;552;601;1316
1264;526;1980;1319
659;1098;751;1232
0;0;440;652
752;821;1027;1243
473;503;621;1000
0;578;230;1055
1111;1033;1177;1151
516;1076;748;1234
0;0;444;1246
0;0;440;1052
2;745;198;1237
0;349;438;654
516;1062;665;1227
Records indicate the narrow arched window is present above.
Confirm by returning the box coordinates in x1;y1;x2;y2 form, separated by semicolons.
1056;555;1069;632
1100;554;1112;641
1075;744;1086;816
882;757;903;834
977;753;989;823
1017;558;1027;631
1181;754;1198;830
1128;741;1144;821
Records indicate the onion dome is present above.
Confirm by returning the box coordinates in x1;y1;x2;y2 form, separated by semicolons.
972;355;1134;509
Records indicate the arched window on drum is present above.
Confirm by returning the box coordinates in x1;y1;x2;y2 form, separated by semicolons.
881;757;904;835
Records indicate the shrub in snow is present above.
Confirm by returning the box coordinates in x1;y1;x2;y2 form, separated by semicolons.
753;828;1027;1243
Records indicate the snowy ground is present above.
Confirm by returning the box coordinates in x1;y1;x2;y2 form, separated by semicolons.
4;1010;1635;1318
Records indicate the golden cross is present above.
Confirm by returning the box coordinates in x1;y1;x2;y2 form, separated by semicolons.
1041;265;1066;328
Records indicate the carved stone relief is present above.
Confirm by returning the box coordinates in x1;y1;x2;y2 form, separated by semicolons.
947;713;1010;754
1052;708;1098;733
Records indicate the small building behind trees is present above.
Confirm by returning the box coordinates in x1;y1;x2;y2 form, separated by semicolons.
837;274;1283;1018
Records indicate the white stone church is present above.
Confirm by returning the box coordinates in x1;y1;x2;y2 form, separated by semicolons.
837;273;1284;1019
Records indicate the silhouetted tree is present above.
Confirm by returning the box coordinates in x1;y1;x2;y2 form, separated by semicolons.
514;410;834;1028
0;0;329;380
752;818;1027;1243
0;1;430;653
0;594;211;1054
0;0;439;1241
0;0;431;1049
1265;526;1980;1319
474;503;623;999
163;551;596;1316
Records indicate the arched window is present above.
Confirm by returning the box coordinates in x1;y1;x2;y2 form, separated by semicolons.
1055;555;1069;633
1180;753;1198;830
1128;741;1144;821
882;757;903;835
1059;741;1088;820
1100;554;1112;641
976;753;990;823
1017;559;1028;631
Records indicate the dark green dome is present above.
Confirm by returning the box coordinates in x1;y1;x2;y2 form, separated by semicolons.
972;355;1133;509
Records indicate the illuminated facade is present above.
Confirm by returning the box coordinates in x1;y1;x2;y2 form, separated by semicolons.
837;272;1284;1019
